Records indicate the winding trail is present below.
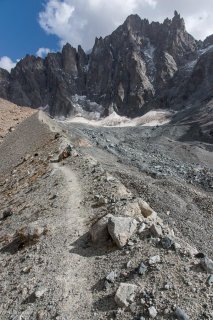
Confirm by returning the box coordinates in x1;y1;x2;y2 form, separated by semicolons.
52;163;93;319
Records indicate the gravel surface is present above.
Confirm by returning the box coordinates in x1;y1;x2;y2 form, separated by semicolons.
0;112;212;319
60;121;213;256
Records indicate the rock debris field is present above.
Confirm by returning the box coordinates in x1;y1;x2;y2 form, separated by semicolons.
0;110;212;320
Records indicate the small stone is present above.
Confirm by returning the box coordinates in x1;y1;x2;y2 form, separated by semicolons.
148;306;157;318
138;262;147;275
104;280;112;290
35;287;47;298
149;224;163;237
49;194;57;200
138;223;146;234
106;271;117;283
15;223;47;245
128;240;135;246
72;149;79;157
200;256;213;273
174;307;189;320
127;260;132;268
0;209;13;220
115;283;138;307
161;236;174;249
137;199;156;218
54;132;60;139
36;309;48;320
206;274;213;286
22;266;31;274
94;195;108;207
174;242;181;250
149;255;161;265
57;145;72;162
164;282;173;290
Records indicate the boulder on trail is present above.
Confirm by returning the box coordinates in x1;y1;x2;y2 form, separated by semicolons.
89;214;113;244
108;216;138;248
115;283;138;307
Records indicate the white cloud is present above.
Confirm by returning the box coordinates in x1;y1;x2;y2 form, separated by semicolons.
39;0;213;50
0;56;16;72
36;47;51;58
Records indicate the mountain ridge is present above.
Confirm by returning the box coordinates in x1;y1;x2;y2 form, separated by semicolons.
0;11;212;131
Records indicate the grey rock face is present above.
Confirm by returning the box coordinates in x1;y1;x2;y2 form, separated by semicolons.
0;12;212;123
0;68;10;99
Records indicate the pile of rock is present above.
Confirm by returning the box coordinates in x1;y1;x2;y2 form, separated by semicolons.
90;197;174;249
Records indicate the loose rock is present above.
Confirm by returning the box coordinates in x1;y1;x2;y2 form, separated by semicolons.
148;306;157;318
35;287;47;298
57;145;72;162
0;209;13;220
174;307;189;320
90;214;113;244
138;262;147;275
106;271;117;283
137;199;156;218
108;216;137;248
200;256;213;273
14;223;47;245
115;283;138;307
161;236;174;249
150;224;163;237
149;255;161;265
206;274;213;286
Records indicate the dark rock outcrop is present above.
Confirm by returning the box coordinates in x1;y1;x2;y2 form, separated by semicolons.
0;11;212;120
0;68;10;99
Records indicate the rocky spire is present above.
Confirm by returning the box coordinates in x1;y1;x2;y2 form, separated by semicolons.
172;10;185;29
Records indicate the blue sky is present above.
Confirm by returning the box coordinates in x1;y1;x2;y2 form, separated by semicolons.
0;0;213;72
0;0;58;61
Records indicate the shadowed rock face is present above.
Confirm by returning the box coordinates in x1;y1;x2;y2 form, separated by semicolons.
0;11;212;118
0;68;10;99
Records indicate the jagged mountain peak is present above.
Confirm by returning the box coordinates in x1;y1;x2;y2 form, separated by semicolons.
123;13;143;30
0;13;212;123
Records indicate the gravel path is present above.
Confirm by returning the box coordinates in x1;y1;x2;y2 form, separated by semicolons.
52;163;94;319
